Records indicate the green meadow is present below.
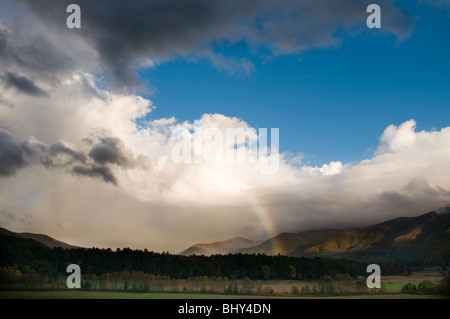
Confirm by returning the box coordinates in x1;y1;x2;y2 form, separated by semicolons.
385;283;417;291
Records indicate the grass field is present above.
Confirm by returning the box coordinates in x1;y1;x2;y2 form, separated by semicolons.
385;283;416;291
1;271;447;299
0;290;448;299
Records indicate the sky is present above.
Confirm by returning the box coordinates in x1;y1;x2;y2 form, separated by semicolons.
0;0;450;252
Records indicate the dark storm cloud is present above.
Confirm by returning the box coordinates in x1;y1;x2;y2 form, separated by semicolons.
15;0;261;86
379;178;450;211
49;142;87;164
0;14;74;81
0;128;28;176
20;139;48;158
3;72;48;97
0;128;123;184
0;27;12;66
16;0;415;87
19;140;86;168
379;191;415;209
73;165;118;185
88;137;133;167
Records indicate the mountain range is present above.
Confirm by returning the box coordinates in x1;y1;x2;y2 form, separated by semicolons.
0;227;79;249
179;237;260;256
1;207;449;266
180;208;450;266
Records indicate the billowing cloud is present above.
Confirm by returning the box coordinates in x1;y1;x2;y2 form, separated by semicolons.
1;70;450;251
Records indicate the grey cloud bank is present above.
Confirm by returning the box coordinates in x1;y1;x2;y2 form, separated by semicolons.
0;127;133;185
3;72;47;97
0;128;28;176
12;0;415;88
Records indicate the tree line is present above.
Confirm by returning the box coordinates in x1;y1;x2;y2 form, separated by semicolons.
0;235;410;282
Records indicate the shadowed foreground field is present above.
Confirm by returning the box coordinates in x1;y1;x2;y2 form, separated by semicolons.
0;291;448;299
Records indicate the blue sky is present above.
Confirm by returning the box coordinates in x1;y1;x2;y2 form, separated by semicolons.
141;3;450;166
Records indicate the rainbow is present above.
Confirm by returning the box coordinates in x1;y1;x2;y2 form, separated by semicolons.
249;196;284;255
